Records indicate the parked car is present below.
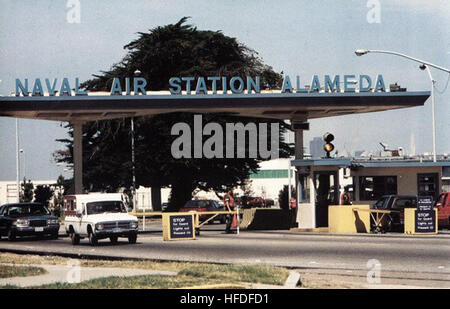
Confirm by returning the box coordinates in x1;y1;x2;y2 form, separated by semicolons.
239;196;274;209
64;193;139;246
435;192;450;227
372;195;417;231
179;199;226;223
0;202;60;241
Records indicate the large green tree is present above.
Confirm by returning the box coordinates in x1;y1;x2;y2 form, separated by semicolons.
56;17;292;209
33;185;54;207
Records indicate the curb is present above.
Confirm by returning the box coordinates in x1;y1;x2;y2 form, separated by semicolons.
284;271;301;288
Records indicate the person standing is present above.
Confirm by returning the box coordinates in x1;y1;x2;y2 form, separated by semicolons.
340;186;352;205
224;191;235;233
290;196;298;227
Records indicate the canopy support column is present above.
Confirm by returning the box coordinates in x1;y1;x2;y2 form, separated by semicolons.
72;121;84;194
291;121;309;228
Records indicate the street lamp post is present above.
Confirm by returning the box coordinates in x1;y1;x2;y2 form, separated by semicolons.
355;49;450;162
131;69;141;214
423;65;437;163
131;117;136;212
20;149;26;180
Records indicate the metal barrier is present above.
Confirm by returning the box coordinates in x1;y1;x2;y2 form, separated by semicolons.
352;207;399;233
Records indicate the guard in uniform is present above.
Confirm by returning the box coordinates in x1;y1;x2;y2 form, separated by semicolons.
224;191;235;233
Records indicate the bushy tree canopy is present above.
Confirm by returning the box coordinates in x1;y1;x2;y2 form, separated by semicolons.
57;17;292;209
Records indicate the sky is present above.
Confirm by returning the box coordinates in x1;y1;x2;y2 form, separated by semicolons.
0;0;449;181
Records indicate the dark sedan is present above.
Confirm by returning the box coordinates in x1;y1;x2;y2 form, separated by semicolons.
372;195;417;231
0;203;60;241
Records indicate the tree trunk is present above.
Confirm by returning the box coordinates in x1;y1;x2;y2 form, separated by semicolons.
169;181;194;211
151;186;162;211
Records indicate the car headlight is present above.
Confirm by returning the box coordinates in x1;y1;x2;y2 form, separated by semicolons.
14;219;30;227
130;221;138;229
96;223;104;230
47;219;59;225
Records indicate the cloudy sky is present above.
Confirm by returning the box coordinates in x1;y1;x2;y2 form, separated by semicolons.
0;0;449;181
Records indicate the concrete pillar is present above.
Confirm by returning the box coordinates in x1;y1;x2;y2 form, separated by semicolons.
72;122;84;194
291;120;309;228
294;128;304;160
292;121;308;193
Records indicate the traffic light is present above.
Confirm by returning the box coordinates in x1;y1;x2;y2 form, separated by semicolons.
323;132;335;158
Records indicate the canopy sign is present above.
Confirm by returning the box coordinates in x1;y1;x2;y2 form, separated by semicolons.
14;74;387;97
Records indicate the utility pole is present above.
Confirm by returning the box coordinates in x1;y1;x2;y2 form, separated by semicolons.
15;119;20;202
131;117;137;212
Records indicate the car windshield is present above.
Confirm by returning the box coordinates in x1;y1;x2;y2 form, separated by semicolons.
374;197;388;209
86;201;126;215
392;198;416;210
7;204;50;217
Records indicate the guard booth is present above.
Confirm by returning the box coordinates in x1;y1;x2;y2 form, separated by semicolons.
292;158;351;228
291;157;449;231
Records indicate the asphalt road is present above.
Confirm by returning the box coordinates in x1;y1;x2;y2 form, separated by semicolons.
1;223;449;287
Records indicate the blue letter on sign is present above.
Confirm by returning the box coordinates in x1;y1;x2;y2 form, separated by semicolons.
15;79;29;96
344;75;356;92
169;77;182;95
230;76;244;94
324;75;340;92
134;77;147;95
60;78;72;96
75;78;87;95
310;75;321;92
281;76;293;93
110;78;122;95
375;75;386;91
32;78;44;96
359;75;372;92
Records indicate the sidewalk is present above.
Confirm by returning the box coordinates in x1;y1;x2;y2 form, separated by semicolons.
0;263;177;288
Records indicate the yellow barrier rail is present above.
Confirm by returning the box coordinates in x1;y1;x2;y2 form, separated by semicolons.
129;211;162;217
192;210;236;229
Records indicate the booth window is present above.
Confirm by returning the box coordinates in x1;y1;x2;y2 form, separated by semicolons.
298;174;310;203
417;173;438;200
359;176;397;200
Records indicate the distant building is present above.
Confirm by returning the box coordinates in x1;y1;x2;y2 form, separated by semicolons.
309;137;326;158
0;180;57;205
443;166;450;192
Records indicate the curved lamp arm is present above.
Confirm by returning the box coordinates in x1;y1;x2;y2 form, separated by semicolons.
355;49;450;73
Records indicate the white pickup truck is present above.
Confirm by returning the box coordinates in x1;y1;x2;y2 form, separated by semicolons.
64;193;138;246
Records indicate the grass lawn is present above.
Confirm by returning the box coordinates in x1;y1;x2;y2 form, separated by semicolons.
0;253;289;289
32;275;245;289
0;265;47;278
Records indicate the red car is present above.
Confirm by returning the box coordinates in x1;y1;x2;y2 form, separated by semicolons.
179;200;226;223
240;196;274;208
435;192;450;227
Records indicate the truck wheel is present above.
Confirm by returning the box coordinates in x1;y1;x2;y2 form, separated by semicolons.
110;236;118;244
50;232;59;240
71;233;80;245
128;233;137;244
7;230;16;241
89;232;98;246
